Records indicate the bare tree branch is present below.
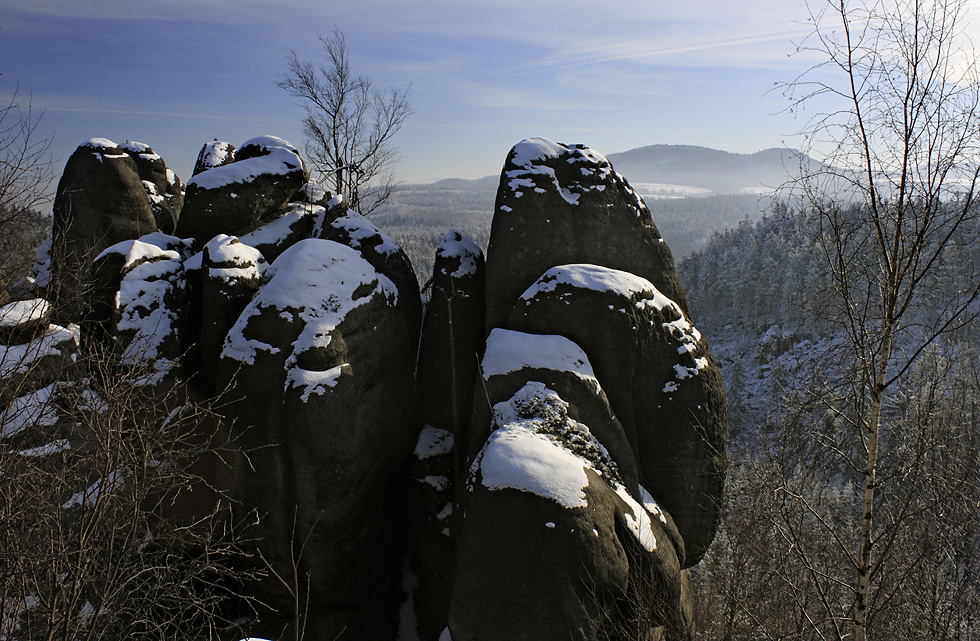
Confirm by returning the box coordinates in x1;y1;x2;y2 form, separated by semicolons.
277;29;412;215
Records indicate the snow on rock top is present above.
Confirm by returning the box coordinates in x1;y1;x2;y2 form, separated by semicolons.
520;263;708;392
436;231;482;278
483;382;661;552
195;140;235;172
80;137;119;150
0;324;77;379
504;138;616;207
324;212;401;257
186;143;302;191
475;382;623;509
510;137;610;169
0;298;49;329
221;238;397;371
520;263;657;301
239;202;324;250
113;238;186;368
204;234;267;280
119;140;160;160
482;328;598;390
96;232;189;270
238;135;299;155
478;419;591;509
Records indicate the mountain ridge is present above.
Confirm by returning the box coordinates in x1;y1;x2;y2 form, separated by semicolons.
401;144;816;196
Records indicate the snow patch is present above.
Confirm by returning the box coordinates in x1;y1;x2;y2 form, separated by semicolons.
285;364;346;402
414;425;454;460
63;468;128;508
482;328;598;392
15;439;71;457
478;421;590;508
238;202;324;251
0;298;49;329
1;383;60;439
80;137;118;150
520;263;657;302
187;143;302;190
0;324;77;379
614;484;658;552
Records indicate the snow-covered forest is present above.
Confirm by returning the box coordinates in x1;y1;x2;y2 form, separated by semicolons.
678;203;980;639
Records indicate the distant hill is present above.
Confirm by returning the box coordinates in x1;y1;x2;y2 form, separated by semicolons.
606;145;816;195
374;143;799;279
399;145;818;197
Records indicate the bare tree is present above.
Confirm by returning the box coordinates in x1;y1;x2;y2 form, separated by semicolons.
277;29;412;215
0;84;54;290
1;336;259;640
784;0;980;638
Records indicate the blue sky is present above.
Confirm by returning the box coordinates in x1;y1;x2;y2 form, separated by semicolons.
0;0;938;189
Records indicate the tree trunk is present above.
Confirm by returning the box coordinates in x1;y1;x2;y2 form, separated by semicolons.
854;329;892;641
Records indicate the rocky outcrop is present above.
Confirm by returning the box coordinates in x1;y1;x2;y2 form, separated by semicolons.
216;238;419;640
506;263;726;565
484;138;687;332
415;231;485;439
0;299;77;403
448;138;725;641
176;136;308;244
192;140;236;176
196;235;266;397
121;141;184;234
453;367;684;640
51;138;160;322
10;133;725;641
314;202;423;333
409;231;485;639
86;233;193;387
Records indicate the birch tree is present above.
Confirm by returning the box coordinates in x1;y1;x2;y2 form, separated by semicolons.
787;0;980;638
277;29;412;215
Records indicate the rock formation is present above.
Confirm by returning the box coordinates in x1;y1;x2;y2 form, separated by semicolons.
448;138;726;640
2;134;725;641
121;141;184;234
50;138;161;322
175;135;308;245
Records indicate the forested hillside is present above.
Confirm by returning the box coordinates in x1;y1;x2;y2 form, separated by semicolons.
677;205;980;639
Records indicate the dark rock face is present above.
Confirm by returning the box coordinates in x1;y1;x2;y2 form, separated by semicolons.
121;141;184;234
447;138;725;640
484;137;687;332
196;234;266;397
51;138;159;322
408;231;485;639
507;264;726;565
216;238;419;640
176;136;308;245
407;425;456;641
415;231;486;440
453;374;684;641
